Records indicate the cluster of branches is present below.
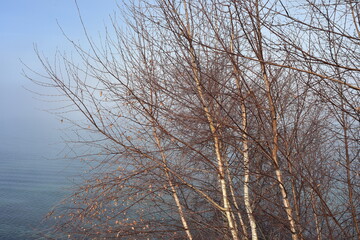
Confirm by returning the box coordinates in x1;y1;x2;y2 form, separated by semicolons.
31;0;359;239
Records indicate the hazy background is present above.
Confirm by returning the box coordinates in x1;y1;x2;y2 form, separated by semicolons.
0;0;118;154
0;1;118;239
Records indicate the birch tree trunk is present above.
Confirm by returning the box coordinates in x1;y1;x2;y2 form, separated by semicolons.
152;127;193;240
229;30;259;240
181;2;239;238
253;1;299;239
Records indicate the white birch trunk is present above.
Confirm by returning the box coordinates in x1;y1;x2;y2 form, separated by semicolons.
152;128;193;240
241;103;258;240
182;3;239;238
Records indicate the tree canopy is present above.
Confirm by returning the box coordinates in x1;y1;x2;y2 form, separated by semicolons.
31;0;359;239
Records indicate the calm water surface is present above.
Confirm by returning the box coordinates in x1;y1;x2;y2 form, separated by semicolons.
0;151;80;240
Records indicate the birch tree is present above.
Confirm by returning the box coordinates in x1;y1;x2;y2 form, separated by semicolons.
30;0;359;239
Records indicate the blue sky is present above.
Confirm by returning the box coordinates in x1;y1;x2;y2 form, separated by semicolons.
0;0;119;154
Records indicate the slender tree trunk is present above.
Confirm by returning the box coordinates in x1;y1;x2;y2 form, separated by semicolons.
261;63;299;240
241;103;258;240
145;52;193;239
341;111;360;238
288;160;303;239
181;2;239;239
190;43;239;240
226;162;249;239
253;2;299;238
311;191;322;240
152;127;193;240
229;30;258;240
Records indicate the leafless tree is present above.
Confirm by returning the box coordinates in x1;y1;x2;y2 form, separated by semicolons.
28;0;359;239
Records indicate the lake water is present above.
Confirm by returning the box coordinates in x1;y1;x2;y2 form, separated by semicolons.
0;151;80;240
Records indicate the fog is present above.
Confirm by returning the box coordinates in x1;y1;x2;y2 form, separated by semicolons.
0;1;118;238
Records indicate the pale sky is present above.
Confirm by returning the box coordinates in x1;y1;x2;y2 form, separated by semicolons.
0;0;119;154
